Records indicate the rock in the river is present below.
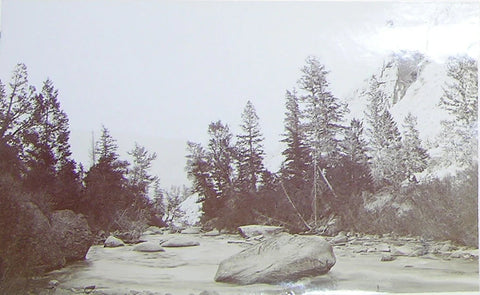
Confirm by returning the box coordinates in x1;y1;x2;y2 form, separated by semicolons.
181;227;201;234
331;233;348;245
47;279;60;289
133;242;165;252
104;236;125;247
381;254;396;262
238;225;284;238
161;237;200;247
214;233;335;285
51;210;93;262
204;229;220;237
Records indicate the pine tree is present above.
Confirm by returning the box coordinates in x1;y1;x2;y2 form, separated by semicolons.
401;113;429;182
84;126;129;230
438;55;478;167
280;89;310;186
0;63;36;148
236;100;265;193
297;56;346;226
128;142;158;197
440;55;478;127
207;121;235;196
185;141;217;220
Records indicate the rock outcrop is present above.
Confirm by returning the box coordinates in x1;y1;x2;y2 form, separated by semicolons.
214;233;336;285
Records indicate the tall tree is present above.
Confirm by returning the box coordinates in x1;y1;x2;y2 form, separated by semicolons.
128;142;158;197
401;113;429;182
280;89;310;186
440;55;478;127
84;126;129;230
438;55;478;167
297;56;346;226
0;63;36;148
207;121;235;196
236;100;265;193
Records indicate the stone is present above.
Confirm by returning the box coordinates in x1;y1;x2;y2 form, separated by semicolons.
214;233;336;285
104;236;125;247
50;210;93;262
181;227;202;234
133;242;165;252
238;225;284;238
47;279;60;289
381;254;396;262
161;237;200;247
331;233;348;245
204;229;221;237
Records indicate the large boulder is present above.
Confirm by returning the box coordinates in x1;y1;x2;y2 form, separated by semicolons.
238;225;284;238
50;210;93;262
214;233;336;285
21;202;66;271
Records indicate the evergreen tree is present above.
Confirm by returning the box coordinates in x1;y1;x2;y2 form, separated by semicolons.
438;55;478;167
128;142;158;197
440;55;478;127
0;63;36;148
280;89;310;186
84;126;129;230
401;113;429;182
207;121;235;196
299;56;346;164
185;141;217;220
297;56;346;226
236;100;265;193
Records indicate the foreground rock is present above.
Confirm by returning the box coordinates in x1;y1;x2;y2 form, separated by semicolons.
214;233;336;285
238;225;284;238
133;242;165;252
161;237;200;247
51;210;93;262
104;236;125;247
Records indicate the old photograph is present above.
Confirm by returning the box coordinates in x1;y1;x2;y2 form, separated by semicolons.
0;1;478;294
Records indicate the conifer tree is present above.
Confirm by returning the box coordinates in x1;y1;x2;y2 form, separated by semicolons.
128;142;158;197
280;89;310;186
236;101;265;193
401;113;429;182
297;56;346;226
207;121;235;196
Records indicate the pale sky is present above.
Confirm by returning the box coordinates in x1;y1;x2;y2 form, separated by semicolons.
0;1;478;188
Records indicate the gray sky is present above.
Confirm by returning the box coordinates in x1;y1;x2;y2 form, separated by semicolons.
0;1;478;188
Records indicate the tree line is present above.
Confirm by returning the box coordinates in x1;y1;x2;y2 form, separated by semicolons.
186;55;478;235
0;64;177;243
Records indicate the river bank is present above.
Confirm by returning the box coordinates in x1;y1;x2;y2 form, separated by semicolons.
32;230;478;294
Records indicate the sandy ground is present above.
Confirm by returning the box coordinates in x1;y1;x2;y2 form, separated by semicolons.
36;232;478;295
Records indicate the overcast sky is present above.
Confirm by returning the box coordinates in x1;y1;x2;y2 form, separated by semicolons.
0;1;478;189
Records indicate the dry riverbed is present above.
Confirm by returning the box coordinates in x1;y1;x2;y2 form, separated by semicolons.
33;231;478;295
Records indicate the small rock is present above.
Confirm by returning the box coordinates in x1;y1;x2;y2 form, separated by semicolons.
381;254;396;262
47;279;60;289
104;236;125;247
199;291;220;295
181;227;201;234
133;242;165;252
204;229;220;236
331;233;348;245
84;285;96;294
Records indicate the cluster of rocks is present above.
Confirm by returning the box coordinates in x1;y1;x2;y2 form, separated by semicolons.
327;232;479;261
